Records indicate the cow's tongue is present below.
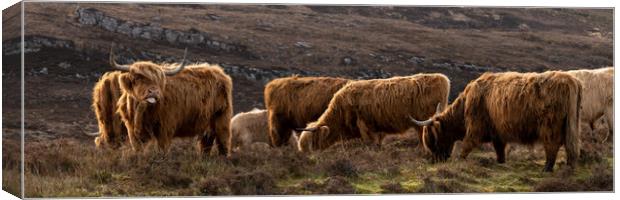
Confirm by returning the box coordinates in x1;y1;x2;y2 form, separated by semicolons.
146;97;157;104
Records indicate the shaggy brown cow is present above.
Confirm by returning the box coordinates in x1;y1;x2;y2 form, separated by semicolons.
112;51;233;155
411;71;582;172
230;108;297;151
89;71;127;149
567;67;613;139
264;76;350;147
88;65;168;148
297;73;450;152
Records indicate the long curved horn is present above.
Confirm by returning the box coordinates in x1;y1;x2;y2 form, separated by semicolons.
410;115;432;126
109;46;130;71
84;131;100;136
165;48;188;76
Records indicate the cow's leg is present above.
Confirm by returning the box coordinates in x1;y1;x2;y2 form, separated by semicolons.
94;114;112;148
374;133;385;146
278;125;294;147
127;125;143;152
129;103;148;152
542;143;560;172
198;132;216;156
156;132;172;155
213;110;232;156
459;140;476;160
356;118;373;144
492;139;507;164
604;109;613;142
268;112;290;147
539;126;561;172
229;128;242;153
110;115;124;149
460;125;483;159
128;134;140;151
504;144;514;159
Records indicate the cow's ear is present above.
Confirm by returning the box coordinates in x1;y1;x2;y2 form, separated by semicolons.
423;127;436;149
433;121;442;133
431;123;442;147
118;74;132;91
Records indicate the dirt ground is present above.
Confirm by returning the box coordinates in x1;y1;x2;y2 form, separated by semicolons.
1;3;614;197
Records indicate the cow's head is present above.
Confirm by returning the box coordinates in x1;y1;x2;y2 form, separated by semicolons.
295;122;330;153
410;103;454;162
111;48;187;105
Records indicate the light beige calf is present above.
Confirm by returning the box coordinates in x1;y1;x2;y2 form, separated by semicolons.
567;67;613;138
231;108;297;151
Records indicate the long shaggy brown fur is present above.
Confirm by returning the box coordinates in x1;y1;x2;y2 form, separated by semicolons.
92;71;127;149
417;71;582;172
567;67;613;138
264;76;350;147
298;73;450;152
117;62;233;155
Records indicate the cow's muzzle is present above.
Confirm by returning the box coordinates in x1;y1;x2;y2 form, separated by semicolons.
144;88;160;104
144;94;159;104
144;96;158;104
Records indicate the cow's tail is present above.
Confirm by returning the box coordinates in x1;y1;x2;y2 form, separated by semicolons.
565;81;581;168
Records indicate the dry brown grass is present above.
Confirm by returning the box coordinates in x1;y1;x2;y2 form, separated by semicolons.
1;138;21;197
1;126;611;197
534;163;613;192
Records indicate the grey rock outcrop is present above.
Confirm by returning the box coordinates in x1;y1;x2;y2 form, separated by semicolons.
75;7;247;54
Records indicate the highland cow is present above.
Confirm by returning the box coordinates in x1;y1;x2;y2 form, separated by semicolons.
264;76;350;147
88;71;127;149
567;67;613;140
231;108;270;150
411;71;582;172
297;73;450;152
112;50;233;155
230;108;298;151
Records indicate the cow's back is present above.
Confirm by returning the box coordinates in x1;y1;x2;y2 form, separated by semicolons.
231;109;270;148
327;74;450;134
264;76;350;127
567;67;613;122
157;64;233;136
465;71;581;143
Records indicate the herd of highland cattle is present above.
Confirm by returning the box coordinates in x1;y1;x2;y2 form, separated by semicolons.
88;49;613;172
